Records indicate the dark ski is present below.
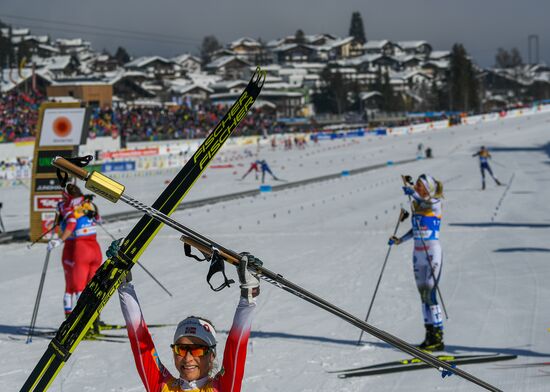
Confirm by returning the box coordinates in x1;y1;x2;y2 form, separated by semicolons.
334;353;517;378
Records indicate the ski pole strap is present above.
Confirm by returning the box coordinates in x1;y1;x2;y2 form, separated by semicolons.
56;155;93;187
206;248;235;292
184;243;208;262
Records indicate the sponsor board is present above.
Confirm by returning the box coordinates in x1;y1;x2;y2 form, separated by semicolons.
34;178;63;192
39;108;89;147
34;195;63;211
35;149;74;174
102;161;136;173
100;147;159;159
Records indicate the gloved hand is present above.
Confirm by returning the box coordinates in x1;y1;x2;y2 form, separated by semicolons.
108;238;133;285
402;186;415;196
388;236;401;246
47;239;63;251
106;238;124;259
238;252;262;302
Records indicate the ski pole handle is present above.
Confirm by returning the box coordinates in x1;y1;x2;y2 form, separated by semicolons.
52;157;89;180
180;236;240;267
52;157;125;203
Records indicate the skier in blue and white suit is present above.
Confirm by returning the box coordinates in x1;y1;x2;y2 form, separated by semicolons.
389;174;445;351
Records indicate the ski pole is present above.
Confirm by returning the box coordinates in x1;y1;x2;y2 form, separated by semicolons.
26;249;52;344
52;157;503;392
96;220;172;297
357;208;409;345
0;202;5;233
401;175;449;320
27;224;59;249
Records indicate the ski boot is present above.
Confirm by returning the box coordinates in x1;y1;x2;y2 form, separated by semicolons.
495;179;502;186
418;325;445;351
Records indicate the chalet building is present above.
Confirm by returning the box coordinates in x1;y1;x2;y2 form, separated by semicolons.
125;56;178;79
55;38;92;55
364;40;401;56
229;37;263;61
91;54;120;73
172;54;202;74
397;41;432;58
204;56;251;79
272;44;319;64
33;55;81;78
47;78;113;107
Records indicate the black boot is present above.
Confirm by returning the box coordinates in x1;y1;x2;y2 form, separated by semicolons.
418;325;445;351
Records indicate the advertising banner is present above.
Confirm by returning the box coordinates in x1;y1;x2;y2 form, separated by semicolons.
39;107;90;147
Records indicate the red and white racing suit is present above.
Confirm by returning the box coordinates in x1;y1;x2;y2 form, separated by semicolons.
118;282;256;392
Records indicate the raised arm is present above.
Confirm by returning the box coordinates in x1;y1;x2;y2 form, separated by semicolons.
118;281;173;392
216;253;260;392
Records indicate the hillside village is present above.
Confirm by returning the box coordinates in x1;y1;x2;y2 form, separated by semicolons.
1;16;550;128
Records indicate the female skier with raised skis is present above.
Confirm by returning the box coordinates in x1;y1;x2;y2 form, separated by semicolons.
389;174;445;351
115;238;261;392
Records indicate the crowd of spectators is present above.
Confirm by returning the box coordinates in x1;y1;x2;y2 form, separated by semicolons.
89;104;281;142
0;91;45;143
0;90;289;143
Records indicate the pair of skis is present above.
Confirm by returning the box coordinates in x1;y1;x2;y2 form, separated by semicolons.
330;353;517;378
21;67;502;392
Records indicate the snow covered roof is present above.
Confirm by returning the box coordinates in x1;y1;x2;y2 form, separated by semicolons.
364;40;393;49
397;41;428;50
33;55;73;71
359;91;382;100
0;68;53;92
55;38;90;47
1;28;30;36
205;55;251;69
422;60;449;69
37;44;60;54
230;37;261;48
170;83;214;95
172;54;201;65
125;56;173;68
430;51;451;60
50;77;109;86
185;72;222;86
337;54;384;67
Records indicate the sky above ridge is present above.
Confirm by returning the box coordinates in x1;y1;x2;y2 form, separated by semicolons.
0;0;548;67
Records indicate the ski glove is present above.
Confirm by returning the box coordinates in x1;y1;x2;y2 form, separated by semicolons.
47;239;63;251
107;238;133;284
388;236;401;246
238;252;262;303
402;186;415;196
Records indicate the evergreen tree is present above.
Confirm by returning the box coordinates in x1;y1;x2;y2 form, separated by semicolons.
509;48;523;67
495;47;523;68
200;35;221;65
294;29;306;45
114;46;131;65
348;11;366;44
312;65;348;114
449;43;480;112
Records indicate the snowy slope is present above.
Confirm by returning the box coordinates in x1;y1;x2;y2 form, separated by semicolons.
2;113;550;391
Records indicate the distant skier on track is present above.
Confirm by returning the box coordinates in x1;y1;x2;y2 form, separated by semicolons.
260;159;280;183
241;160;260;180
116;239;261;392
48;184;102;319
472;146;501;190
389;174;445;351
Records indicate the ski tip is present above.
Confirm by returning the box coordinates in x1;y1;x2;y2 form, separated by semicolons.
251;66;267;89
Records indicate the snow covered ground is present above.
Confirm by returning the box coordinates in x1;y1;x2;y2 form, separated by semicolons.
2;113;550;391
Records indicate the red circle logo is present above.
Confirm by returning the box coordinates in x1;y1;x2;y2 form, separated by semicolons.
53;116;72;137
